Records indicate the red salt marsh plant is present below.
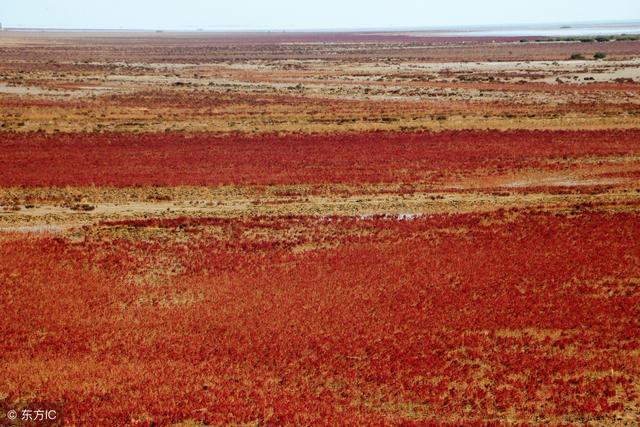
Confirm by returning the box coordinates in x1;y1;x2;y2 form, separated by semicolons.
1;209;639;424
0;130;639;186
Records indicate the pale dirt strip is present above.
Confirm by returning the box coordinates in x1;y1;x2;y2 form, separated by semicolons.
1;189;639;233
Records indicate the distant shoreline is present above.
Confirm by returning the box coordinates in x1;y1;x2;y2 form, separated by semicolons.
2;20;640;36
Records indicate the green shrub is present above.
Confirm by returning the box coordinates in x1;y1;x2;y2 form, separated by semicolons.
594;52;607;59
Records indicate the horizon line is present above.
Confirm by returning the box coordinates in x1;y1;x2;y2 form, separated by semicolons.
2;19;640;34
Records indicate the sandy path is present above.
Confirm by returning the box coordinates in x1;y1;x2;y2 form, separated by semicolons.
2;189;638;233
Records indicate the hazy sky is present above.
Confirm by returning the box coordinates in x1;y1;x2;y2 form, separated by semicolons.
2;0;639;30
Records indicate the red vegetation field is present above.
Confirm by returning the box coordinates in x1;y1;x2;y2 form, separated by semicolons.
1;210;639;424
1;130;639;187
1;29;640;426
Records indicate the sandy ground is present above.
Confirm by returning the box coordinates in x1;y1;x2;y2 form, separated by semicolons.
1;32;638;134
2;186;639;231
